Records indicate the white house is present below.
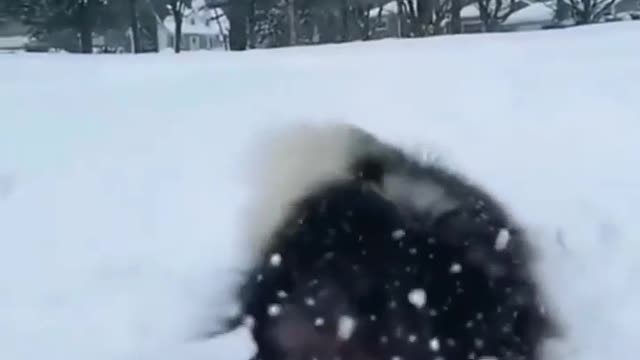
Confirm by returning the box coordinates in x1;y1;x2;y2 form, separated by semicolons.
162;7;229;51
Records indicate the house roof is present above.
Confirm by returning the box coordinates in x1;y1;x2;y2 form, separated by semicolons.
368;0;415;18
503;2;555;25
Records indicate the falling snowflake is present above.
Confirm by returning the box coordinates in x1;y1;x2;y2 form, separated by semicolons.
466;320;474;328
277;290;288;298
495;228;510;251
314;317;325;326
409;247;417;255
429;337;440;351
267;304;282;316
408;334;418;343
305;297;316;306
337;315;357;340
269;253;282;266
408;289;427;308
450;262;462;273
392;229;406;240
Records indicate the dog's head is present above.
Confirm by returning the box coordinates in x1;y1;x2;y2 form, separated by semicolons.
211;123;559;360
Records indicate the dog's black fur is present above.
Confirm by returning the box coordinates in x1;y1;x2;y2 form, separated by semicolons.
208;125;558;360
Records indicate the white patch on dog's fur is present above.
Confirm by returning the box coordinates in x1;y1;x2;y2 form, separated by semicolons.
242;122;458;258
243;123;361;257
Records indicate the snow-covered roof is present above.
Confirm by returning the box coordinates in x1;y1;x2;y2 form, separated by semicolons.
503;2;555;25
369;0;417;18
460;3;481;18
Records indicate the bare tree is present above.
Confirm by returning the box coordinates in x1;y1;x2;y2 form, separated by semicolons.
228;0;248;50
415;0;433;35
78;0;96;53
287;0;296;45
354;4;373;40
211;7;229;49
194;1;229;49
394;0;460;35
566;0;615;24
475;0;517;32
129;0;141;52
168;0;192;52
449;0;461;33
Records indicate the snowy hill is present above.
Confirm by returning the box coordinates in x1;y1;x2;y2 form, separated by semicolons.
1;21;640;360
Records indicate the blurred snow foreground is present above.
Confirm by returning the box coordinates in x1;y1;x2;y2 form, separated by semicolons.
1;21;640;360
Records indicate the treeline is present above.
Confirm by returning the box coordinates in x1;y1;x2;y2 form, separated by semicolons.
0;0;622;54
0;0;176;53
225;0;619;50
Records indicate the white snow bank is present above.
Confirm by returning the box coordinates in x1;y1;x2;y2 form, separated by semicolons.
1;21;640;360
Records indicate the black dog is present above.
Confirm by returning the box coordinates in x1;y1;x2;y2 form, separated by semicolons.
207;123;558;360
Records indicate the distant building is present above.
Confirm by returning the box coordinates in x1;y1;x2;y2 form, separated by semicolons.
162;7;228;51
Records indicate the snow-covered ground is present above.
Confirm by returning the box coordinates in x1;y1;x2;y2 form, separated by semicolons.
1;21;640;360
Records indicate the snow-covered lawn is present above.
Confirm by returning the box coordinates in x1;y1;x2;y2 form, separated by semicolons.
1;21;639;360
